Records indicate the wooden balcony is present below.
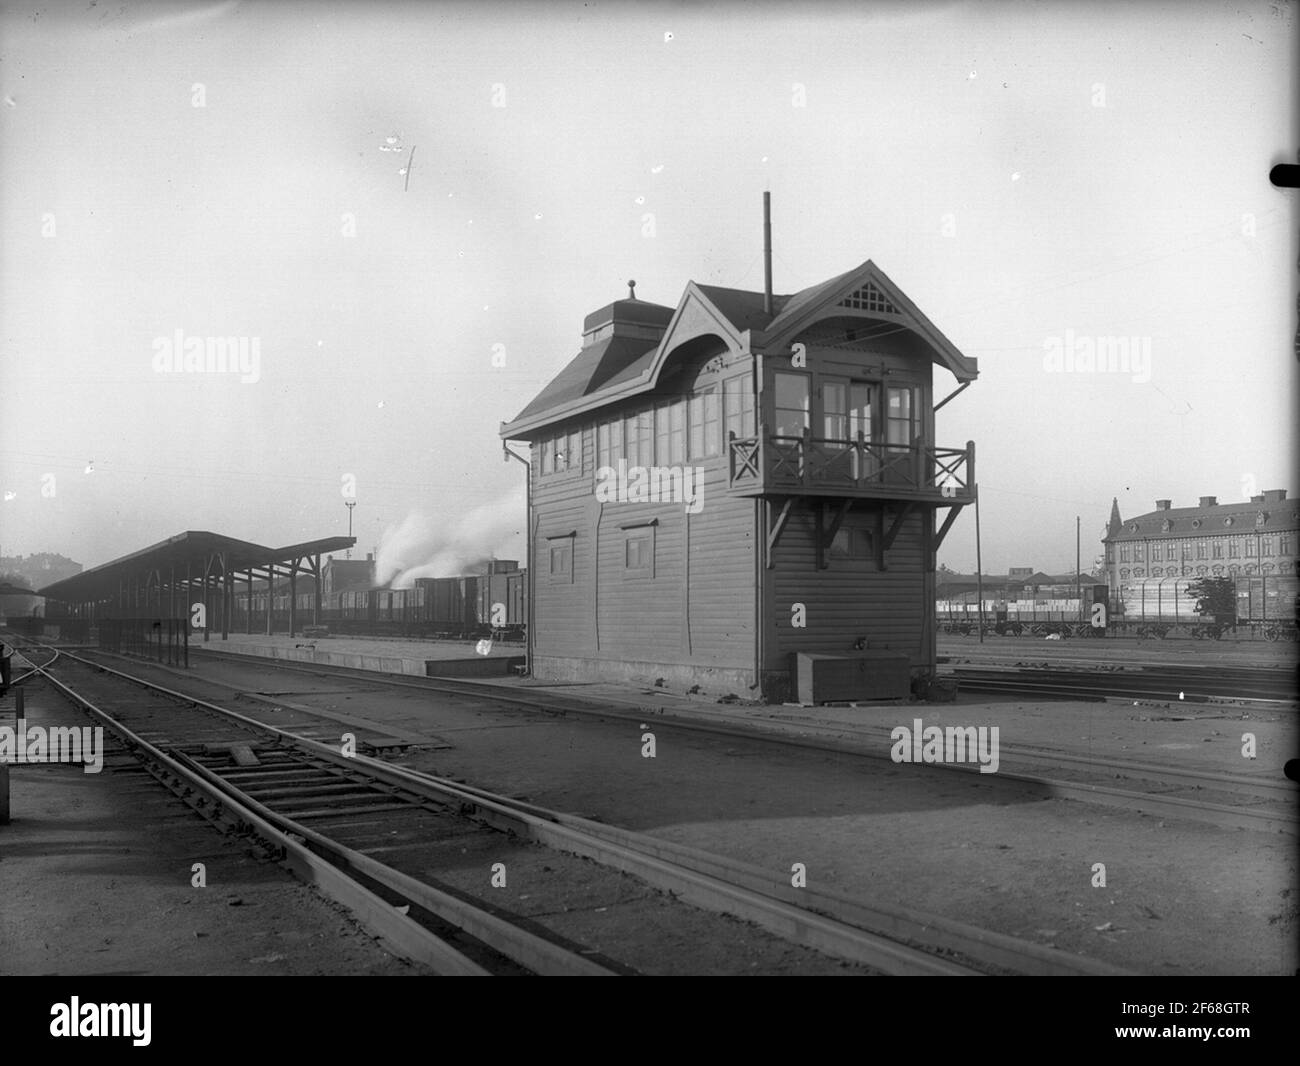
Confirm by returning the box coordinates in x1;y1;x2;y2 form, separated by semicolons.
728;428;975;503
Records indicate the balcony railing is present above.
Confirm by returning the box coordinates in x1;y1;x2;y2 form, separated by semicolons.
728;428;975;501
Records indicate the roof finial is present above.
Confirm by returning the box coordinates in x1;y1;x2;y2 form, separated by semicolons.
628;279;636;300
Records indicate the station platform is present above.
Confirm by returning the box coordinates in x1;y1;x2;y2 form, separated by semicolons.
188;631;525;678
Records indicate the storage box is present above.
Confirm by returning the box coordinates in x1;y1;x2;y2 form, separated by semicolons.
792;651;912;704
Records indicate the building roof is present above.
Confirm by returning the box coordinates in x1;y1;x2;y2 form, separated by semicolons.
37;531;356;603
501;257;978;439
1106;494;1297;541
508;333;663;426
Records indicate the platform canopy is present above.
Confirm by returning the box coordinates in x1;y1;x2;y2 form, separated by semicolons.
37;530;356;604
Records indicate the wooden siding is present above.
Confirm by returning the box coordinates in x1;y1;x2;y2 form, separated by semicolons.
764;502;932;672
529;417;757;675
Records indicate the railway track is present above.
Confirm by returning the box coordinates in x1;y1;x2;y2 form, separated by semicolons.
948;664;1296;705
182;643;1297;830
39;634;1300;840
8;637;1137;976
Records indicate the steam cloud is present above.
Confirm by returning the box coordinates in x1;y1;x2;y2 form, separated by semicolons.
374;486;526;589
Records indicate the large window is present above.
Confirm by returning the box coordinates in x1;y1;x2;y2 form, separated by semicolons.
627;409;653;467
688;387;720;459
723;375;755;441
655;400;686;465
540;428;582;475
562;428;581;473
823;381;847;440
626;535;652;571
773;372;810;438
1120;544;1130;562
600;416;624;468
830;526;872;559
546;533;574;583
885;386;914;447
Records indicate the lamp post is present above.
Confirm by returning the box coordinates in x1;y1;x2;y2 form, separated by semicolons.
503;441;532;675
345;501;356;559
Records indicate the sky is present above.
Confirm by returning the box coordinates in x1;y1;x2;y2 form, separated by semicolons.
0;0;1295;580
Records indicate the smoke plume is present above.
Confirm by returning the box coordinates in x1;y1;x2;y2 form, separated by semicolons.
374;486;526;588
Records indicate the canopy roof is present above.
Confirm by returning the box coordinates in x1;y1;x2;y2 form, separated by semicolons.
37;530;355;603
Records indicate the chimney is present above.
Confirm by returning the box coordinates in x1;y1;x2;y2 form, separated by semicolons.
366;552;374;562
1263;489;1288;503
1155;499;1171;511
1198;496;1217;508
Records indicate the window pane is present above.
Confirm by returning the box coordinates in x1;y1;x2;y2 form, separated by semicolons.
610;417;624;465
886;386;913;446
823;382;847;439
702;388;720;456
636;410;653;466
550;542;572;575
541;437;553;475
724;377;742;441
656;404;670;463
849;383;872;440
688;393;704;458
669;401;685;464
773;372;809;438
568;429;582;473
775;372;809;410
626;535;651;570
597;422;610;468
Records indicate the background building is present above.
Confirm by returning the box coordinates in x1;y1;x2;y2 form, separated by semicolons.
1103;491;1298;584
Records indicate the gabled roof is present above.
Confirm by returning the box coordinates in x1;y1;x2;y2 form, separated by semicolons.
756;260;978;383
501;257;977;439
692;284;789;334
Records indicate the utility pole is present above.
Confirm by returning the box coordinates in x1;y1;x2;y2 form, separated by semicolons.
975;486;984;644
344;501;356;559
1076;515;1082;623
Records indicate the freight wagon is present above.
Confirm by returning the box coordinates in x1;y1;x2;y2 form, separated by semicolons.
232;560;527;641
